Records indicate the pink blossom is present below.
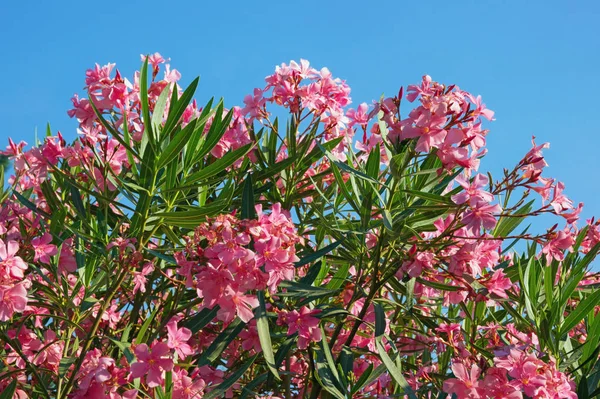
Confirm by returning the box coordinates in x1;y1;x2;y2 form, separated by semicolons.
443;362;482;398
167;319;193;359
31;233;58;264
401;109;447;153
466;93;495;121
0;284;27;321
451;174;493;206
542;227;575;263
130;342;174;388
481;367;522;398
550;182;574;214
346;103;370;128
0;239;28;280
278;307;322;349
461;201;502;233
482;269;513;299
132;262;154;294
217;287;259;323
172;369;206;399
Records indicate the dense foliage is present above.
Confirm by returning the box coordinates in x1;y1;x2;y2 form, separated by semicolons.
0;53;599;398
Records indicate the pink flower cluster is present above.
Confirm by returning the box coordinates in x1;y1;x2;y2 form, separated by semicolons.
371;75;493;173
175;203;300;323
444;348;576;398
242;59;352;159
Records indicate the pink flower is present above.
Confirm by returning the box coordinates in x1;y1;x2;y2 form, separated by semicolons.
466;93;495;121
401;109;447;153
167;320;193;359
132;262;154;294
451;174;493;206
461;201;502;233
0;284;28;321
443;362;482;398
550;182;573;214
346;103;370;128
278;307;322;349
217;287;259;323
242;88;268;122
173;369;206;399
541;227;575;264
482;269;513;299
130;342;174;388
481;367;522;398
0;239;28;280
31;233;58;264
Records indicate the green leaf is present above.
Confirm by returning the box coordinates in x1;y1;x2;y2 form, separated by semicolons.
241;174;256;219
162;77;199;139
494;200;535;237
137;306;160;344
325;263;350;290
155;200;231;229
401;189;454;205
14;191;50;218
151;82;172;132
156;117;198;169
365;144;381;180
194;107;234;162
374;303;417;399
184;144;252;186
256;291;279;379
313;345;346;399
184;306;218;334
70;184;86;219
0;379;17;399
295;238;345;268
561;288;600;336
351;363;374;394
203;354;258;399
197;319;245;366
277;280;341;303
139;57;156;152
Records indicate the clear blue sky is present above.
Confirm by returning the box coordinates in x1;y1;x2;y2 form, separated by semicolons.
1;0;599;227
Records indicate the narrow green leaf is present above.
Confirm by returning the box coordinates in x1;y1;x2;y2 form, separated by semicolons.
184;144;252;186
194;108;234;161
374;303;417;399
203;354;258;399
184;307;218;334
0;379;17;399
562;289;600;336
156;117;198;169
162;77;199;138
402;189;454;205
139;57;156;151
295;238;344;268
151;83;172;132
155;201;230;229
313;345;346;399
494;200;535;237
241;173;256;219
256;291;279;379
70;184;86;219
197;319;245;366
325;263;350;290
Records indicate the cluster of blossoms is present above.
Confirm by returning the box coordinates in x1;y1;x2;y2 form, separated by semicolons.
0;53;597;399
444;328;576;399
175;203;301;323
242;59;352;160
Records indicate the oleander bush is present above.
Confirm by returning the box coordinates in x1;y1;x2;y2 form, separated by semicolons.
0;53;599;398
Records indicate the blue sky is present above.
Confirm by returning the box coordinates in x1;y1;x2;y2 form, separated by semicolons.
0;0;599;229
